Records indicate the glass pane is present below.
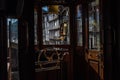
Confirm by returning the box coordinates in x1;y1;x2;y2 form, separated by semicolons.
34;9;38;45
76;5;82;46
7;18;20;80
42;5;70;45
88;0;100;50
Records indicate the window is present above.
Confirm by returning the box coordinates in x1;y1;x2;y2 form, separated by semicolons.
42;5;70;45
76;5;82;46
7;18;20;80
34;9;38;45
88;0;100;50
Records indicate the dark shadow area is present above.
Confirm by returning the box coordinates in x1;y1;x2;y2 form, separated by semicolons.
74;54;86;80
88;63;100;80
74;53;101;80
35;61;67;80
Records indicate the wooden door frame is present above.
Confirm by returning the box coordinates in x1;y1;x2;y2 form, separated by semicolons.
18;0;35;80
35;1;75;80
102;0;112;79
0;11;8;80
83;0;112;80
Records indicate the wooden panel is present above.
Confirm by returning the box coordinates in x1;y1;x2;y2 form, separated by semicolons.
100;64;104;80
87;50;101;80
88;59;100;80
89;60;99;74
36;69;60;80
35;52;72;80
88;50;99;61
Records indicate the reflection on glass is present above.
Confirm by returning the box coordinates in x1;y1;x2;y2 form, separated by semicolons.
88;0;100;50
76;5;82;46
42;5;70;45
7;18;20;80
34;9;38;45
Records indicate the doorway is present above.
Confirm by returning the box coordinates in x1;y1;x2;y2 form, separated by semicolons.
84;0;104;80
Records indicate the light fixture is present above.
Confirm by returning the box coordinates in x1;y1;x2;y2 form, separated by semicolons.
48;5;59;14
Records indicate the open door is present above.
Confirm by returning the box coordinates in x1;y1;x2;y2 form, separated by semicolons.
85;0;104;80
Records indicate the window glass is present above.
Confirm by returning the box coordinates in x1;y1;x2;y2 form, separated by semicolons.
42;5;70;45
88;0;100;50
34;9;38;45
76;5;82;46
7;18;20;80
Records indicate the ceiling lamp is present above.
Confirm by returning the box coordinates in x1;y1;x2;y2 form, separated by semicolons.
48;5;59;14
